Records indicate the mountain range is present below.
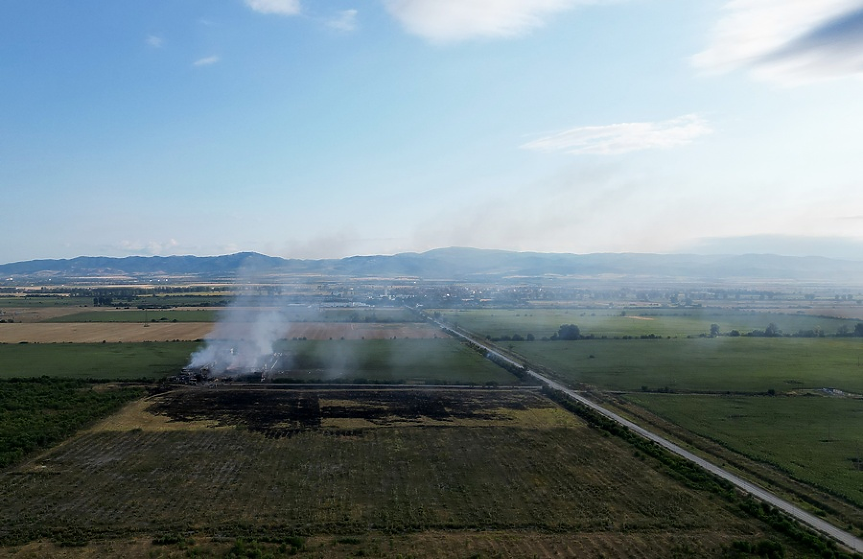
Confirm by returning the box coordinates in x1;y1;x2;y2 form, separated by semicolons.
2;248;863;285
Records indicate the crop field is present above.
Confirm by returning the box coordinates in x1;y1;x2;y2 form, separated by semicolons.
625;393;863;509
509;337;863;393
436;308;863;339
0;387;813;557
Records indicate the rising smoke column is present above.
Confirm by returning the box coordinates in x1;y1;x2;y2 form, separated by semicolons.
187;297;289;376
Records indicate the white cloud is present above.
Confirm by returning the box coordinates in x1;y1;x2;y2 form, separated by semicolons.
520;114;712;155
692;0;863;84
193;55;220;67
118;239;180;256
146;35;164;48
382;0;600;43
327;9;358;31
244;0;301;16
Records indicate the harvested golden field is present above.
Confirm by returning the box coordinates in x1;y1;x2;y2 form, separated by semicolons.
0;321;441;343
0;322;215;343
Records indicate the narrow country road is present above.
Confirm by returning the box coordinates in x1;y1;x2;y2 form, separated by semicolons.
432;318;863;553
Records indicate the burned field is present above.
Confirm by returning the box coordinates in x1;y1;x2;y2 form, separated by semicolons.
0;387;817;557
146;387;535;434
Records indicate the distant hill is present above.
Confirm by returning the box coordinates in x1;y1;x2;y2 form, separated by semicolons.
2;247;863;284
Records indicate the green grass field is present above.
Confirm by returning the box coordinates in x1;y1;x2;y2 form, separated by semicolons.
0;339;515;385
269;338;515;384
436;308;863;339
0;342;202;380
625;393;863;508
44;309;219;323
509;337;863;393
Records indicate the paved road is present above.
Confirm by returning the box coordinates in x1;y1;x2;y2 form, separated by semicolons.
434;319;863;553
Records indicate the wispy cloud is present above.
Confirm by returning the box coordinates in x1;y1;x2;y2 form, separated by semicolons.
327;9;358;32
692;0;863;85
244;0;301;16
193;55;220;67
118;239;180;256
146;35;164;48
382;0;605;43
521;114;712;155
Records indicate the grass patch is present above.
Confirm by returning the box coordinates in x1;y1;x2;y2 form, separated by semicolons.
625;393;863;508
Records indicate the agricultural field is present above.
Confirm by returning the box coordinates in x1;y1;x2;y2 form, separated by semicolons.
509;337;863;393
0;338;513;385
44;309;220;323
0;323;214;343
433;307;863;541
0;296;93;308
435;307;863;340
0;321;440;343
267;338;514;384
625;393;863;509
0;387;819;557
0;342;201;380
41;306;418;324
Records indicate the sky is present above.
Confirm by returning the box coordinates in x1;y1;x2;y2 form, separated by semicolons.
2;0;863;263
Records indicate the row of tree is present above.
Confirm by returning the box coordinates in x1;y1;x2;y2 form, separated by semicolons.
709;323;863;338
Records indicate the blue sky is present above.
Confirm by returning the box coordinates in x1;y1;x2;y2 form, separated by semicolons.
2;0;863;263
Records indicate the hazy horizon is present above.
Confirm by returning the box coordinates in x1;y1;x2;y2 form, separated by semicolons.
5;235;863;267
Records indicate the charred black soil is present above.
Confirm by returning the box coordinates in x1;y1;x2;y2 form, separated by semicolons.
146;387;545;436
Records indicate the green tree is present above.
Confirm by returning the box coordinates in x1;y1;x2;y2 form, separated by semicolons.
557;324;580;340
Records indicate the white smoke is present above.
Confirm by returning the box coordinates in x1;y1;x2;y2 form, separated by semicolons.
186;260;296;377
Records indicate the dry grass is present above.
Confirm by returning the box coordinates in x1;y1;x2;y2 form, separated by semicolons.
85;398;224;433
0;323;214;343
